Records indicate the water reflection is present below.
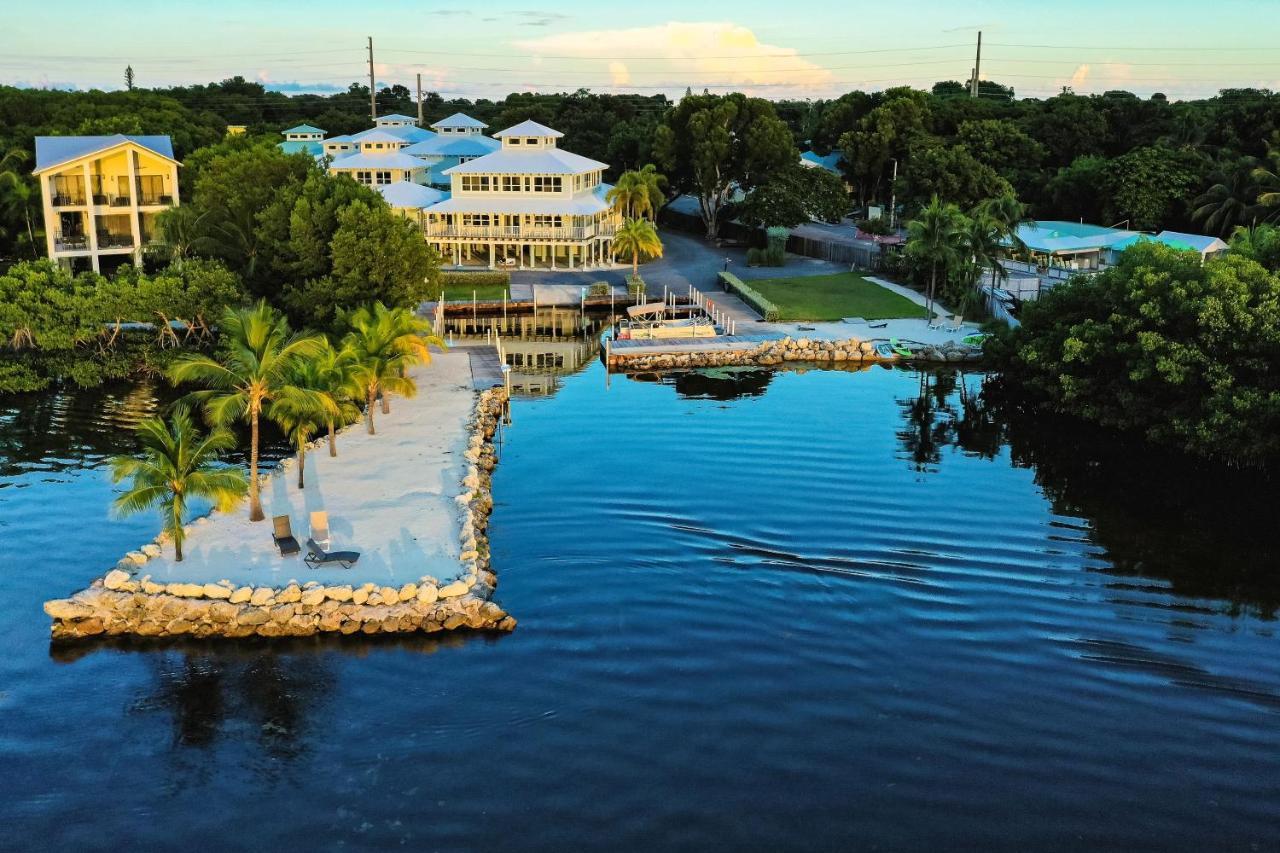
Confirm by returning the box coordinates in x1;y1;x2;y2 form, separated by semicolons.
629;366;776;400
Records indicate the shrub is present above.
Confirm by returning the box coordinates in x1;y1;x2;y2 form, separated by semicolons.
440;270;511;289
717;271;779;321
627;274;646;298
588;281;610;296
857;216;892;235
746;247;764;266
764;246;786;267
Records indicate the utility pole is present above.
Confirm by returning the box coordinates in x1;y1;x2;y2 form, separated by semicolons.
416;72;423;125
367;36;377;122
970;31;982;98
889;158;898;231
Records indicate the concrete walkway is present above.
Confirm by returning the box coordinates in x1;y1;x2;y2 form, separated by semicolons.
137;352;477;588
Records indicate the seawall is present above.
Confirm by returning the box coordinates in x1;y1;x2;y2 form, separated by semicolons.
606;336;985;372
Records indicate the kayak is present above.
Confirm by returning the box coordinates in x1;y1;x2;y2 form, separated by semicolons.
890;338;914;357
962;332;991;347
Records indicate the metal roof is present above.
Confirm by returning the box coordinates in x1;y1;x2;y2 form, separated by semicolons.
327;151;427;170
444;147;607;176
431;112;488;129
33;134;176;173
800;150;843;172
283;124;325;135
278;140;324;157
424;183;613;216
375;114;418;124
1155;230;1229;253
350;125;435;144
377;181;449;209
1011;221;1141;254
402;136;500;158
494;120;563;138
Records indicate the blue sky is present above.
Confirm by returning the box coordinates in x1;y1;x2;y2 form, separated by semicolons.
3;1;1279;100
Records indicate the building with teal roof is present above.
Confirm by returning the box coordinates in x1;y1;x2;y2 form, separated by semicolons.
279;124;325;158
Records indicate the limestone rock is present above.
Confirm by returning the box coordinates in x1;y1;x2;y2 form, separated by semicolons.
44;599;95;620
416;585;439;605
300;588;327;606
141;543;162;558
229;587;252;604
249;588;275;607
326;586;353;602
398;583;418;602
202;583;232;600
166;582;204;598
103;569;131;591
379;585;398;603
438;580;468;599
351;587;370;605
277;584;302;604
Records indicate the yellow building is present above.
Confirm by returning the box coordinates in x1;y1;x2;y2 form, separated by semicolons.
325;129;428;187
33;134;180;273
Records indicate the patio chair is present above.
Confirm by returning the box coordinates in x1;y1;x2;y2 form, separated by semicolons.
928;311;948;330
309;510;330;549
272;515;301;556
304;539;360;570
947;314;964;333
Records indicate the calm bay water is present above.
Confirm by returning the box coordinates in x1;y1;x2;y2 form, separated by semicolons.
1;361;1278;851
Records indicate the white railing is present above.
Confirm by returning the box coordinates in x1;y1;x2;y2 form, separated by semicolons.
424;223;617;241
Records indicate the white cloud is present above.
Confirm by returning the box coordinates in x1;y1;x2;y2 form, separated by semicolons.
1069;64;1091;91
609;62;631;86
513;21;833;95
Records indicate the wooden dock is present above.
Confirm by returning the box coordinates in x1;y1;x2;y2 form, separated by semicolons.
447;344;507;390
609;333;785;356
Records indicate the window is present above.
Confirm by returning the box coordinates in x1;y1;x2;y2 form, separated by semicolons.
461;175;491;192
354;170;371;185
503;175;522;192
462;214;491;227
509;137;522;145
525;137;538;146
532;215;562;228
375;171;392;185
531;176;562;193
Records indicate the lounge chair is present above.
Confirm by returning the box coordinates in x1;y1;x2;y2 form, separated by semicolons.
927;312;948;330
304;538;360;570
310;510;330;549
272;515;301;556
947;314;964;333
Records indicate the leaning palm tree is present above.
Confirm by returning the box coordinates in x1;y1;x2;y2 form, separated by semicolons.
168;301;330;521
110;407;247;562
313;340;363;457
905;197;967;316
343;302;446;434
963;213;1006;292
156;204;217;265
612;218;664;278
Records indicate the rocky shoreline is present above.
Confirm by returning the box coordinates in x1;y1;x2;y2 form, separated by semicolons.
607;336;985;372
44;388;512;641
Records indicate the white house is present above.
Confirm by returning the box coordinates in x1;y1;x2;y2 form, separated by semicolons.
326;129;427;187
278;124;325;157
32;134;180;273
420;119;619;270
403;113;499;187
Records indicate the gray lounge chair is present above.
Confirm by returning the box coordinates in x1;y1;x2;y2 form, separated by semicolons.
272;515;300;556
304;538;360;569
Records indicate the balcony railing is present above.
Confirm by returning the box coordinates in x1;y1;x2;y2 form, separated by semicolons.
108;195;132;207
54;233;89;251
423;223;617;241
96;232;137;249
139;193;174;206
52;193;86;207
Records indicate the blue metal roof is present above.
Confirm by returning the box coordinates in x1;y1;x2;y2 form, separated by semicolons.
376;114;419;123
283;124;325;135
431;112;487;129
278;140;324;157
350;125;435;144
402;136;499;158
800;150;842;172
377;181;449;209
33;134;176;173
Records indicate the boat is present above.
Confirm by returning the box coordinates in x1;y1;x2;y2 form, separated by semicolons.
873;342;898;359
962;332;991;347
889;338;914;357
617;302;719;340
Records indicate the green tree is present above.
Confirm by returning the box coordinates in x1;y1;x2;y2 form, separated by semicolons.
994;243;1280;466
110;407;247;562
837;89;931;206
905;197;968;316
0;148;39;258
168;301;330;521
1192;159;1265;237
612;218;664;278
738;162;848;228
1229;224;1280;272
654;93;796;238
342;302;445;433
271;358;339;489
1046;156;1109;224
899;142;1014;212
1103;144;1203;230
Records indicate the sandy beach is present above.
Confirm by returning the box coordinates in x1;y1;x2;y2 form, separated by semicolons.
137;350;477;587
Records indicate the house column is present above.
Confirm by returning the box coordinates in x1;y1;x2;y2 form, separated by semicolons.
40;174;56;260
82;161;100;272
125;150;143;265
488;243;495;270
551;245;557;270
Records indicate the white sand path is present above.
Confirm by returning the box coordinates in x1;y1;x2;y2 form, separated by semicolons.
139;351;476;587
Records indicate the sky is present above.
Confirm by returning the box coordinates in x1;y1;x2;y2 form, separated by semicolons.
3;0;1280;101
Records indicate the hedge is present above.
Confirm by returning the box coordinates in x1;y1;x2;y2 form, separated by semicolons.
440;270;511;288
717;271;779;321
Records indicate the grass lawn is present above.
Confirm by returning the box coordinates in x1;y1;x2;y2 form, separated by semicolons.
442;284;509;303
747;272;923;322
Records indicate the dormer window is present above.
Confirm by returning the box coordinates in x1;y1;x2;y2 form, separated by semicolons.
525;137;537;146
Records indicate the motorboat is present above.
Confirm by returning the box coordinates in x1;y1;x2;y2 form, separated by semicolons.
617;302;719;340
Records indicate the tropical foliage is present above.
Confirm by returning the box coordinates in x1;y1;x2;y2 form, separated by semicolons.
109;407;247;561
990;243;1280;467
612;218;664;277
168;301;331;520
607;164;666;220
342;302;445;434
737;163;848;229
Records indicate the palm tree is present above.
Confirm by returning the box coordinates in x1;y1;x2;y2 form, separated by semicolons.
272;360;338;490
607;164;666;220
168;301;331;521
612;218;664;278
972;194;1028;289
343;302;445;434
1192;160;1263;237
110;408;247;562
313;341;362;457
0;148;39;258
156;204;217;265
905;197;967;316
963;213;1005;292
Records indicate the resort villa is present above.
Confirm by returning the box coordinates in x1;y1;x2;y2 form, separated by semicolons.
325;129;429;187
404;113;500;188
421;119;619;270
999;220;1229;295
278;124;325;157
33;134;180;273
